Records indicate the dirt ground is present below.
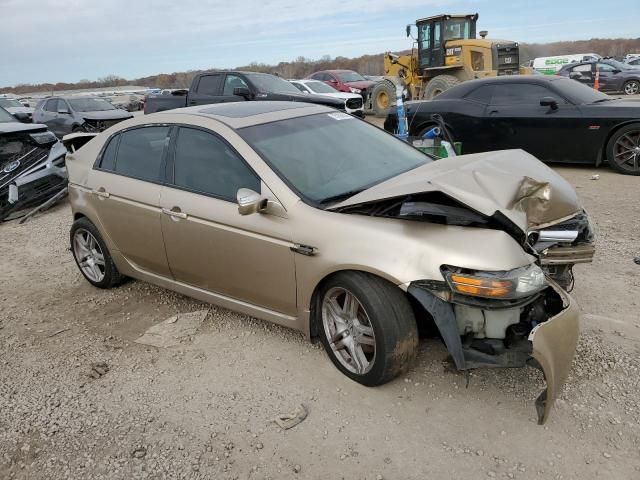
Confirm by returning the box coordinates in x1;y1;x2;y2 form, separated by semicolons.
1;142;640;479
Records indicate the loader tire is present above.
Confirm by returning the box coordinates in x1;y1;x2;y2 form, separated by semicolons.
423;75;461;100
371;80;397;117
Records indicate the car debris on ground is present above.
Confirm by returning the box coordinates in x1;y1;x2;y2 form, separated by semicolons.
135;309;210;348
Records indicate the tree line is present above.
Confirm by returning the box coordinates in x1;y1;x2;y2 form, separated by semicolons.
2;37;639;95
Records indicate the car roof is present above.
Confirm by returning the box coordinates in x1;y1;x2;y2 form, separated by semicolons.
433;75;571;98
143;101;332;129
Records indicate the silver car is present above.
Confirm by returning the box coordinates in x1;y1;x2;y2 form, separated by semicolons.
33;96;132;137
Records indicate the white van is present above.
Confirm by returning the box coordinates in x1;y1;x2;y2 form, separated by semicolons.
532;53;602;75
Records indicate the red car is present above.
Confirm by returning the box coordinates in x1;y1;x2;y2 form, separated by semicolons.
306;70;376;100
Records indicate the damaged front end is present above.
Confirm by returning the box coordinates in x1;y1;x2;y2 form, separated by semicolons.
407;272;578;424
0;129;67;221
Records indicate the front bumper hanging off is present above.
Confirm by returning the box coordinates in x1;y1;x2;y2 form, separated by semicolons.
408;282;579;424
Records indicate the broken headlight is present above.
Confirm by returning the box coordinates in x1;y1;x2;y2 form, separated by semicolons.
443;264;546;300
29;131;57;145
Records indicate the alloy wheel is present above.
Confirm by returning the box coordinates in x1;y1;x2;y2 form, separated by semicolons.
613;130;640;173
321;287;376;375
73;228;106;282
624;81;639;95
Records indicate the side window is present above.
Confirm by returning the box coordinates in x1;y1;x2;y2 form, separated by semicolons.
57;99;69;112
491;84;564;105
434;22;441;48
310;73;323;80
465;85;494;104
223;75;248;96
572;64;592;73
44;99;58;112
292;83;307;93
99;135;120;171
196;75;223;96
114;126;170;182
596;63;616;72
172;127;260;200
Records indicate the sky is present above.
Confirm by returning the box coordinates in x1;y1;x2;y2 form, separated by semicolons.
1;0;639;87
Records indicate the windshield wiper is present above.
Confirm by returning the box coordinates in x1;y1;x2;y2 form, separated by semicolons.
318;189;365;206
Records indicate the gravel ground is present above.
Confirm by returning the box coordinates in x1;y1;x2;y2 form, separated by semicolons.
1;153;640;479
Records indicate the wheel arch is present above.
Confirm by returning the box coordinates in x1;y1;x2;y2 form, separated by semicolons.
306;267;410;339
600;120;640;165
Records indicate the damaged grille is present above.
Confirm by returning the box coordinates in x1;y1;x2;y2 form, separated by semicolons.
0;143;50;190
346;98;363;109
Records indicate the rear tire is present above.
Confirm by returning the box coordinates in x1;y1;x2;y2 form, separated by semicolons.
623;80;640;96
423;75;461;100
70;217;125;288
371;80;397;117
316;271;418;386
606;123;640;175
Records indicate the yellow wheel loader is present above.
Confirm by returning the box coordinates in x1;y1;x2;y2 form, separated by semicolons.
369;13;528;117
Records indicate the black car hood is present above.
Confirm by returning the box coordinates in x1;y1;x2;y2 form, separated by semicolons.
259;92;344;107
80;110;133;121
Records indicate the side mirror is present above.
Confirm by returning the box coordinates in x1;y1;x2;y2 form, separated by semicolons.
233;86;251;98
612;69;621;74
406;24;412;37
540;97;558;110
237;188;267;215
569;72;582;80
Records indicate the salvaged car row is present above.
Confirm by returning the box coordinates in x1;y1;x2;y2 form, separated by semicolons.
62;101;597;423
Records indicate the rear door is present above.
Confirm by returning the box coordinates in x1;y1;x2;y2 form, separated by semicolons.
159;125;297;315
87;125;172;276
484;83;588;162
187;73;225;106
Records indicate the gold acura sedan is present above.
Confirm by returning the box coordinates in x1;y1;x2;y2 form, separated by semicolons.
64;102;595;423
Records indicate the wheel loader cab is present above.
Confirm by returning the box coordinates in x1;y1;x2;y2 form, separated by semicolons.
415;14;477;72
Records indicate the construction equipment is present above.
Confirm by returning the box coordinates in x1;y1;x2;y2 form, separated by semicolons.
369;13;522;116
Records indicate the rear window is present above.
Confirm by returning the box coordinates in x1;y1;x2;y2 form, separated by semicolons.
197;74;223;96
113;127;170;182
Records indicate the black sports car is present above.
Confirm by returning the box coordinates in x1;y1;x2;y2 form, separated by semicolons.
385;76;640;175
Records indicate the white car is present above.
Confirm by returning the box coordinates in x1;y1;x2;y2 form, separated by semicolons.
0;97;34;123
289;80;364;117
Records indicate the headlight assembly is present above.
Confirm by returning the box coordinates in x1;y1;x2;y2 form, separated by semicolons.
349;87;361;94
30;131;57;145
443;264;546;300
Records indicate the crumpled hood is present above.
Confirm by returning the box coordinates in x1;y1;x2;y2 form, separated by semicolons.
5;106;34;115
80;109;133;121
330;149;581;231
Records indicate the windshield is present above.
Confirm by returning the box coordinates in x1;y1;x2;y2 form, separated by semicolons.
0;106;17;122
244;73;301;94
67;98;116;112
239;113;431;204
336;71;366;83
552;78;611;104
0;98;23;109
606;59;637;71
306;81;338;94
443;19;471;40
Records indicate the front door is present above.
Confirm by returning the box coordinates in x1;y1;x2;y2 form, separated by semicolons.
159;126;297;315
87;125;172;277
484;82;589;162
568;63;594;87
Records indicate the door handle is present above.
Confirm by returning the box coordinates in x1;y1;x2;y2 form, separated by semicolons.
162;207;187;219
488;110;499;116
92;188;110;198
189;100;197;105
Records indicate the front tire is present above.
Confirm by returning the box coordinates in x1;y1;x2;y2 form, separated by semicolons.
423;75;461;100
606;123;640;175
70;217;125;288
371;80;397;118
316;271;418;386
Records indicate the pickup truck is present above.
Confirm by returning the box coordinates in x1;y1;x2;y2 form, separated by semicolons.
144;71;346;114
